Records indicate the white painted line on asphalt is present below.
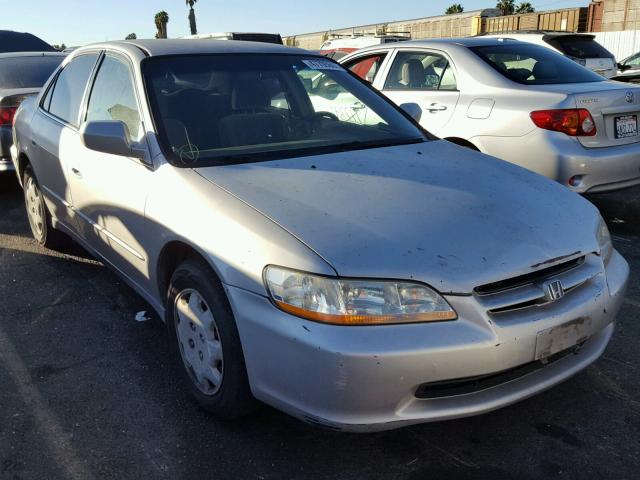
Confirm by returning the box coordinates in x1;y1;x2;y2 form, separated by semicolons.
0;323;96;480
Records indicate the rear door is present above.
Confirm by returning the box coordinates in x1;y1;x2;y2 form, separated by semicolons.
379;49;460;135
30;52;100;230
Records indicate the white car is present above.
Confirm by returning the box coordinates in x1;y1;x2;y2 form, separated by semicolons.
340;38;640;193
481;32;617;79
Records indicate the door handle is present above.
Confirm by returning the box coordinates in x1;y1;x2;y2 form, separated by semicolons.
71;168;82;179
427;103;447;112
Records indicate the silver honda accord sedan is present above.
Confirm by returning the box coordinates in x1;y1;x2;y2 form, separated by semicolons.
11;40;629;432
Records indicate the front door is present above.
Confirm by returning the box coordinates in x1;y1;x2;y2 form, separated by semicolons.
380;50;460;136
67;53;153;290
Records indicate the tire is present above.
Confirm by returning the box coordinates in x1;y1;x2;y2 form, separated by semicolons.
166;258;257;419
22;165;67;248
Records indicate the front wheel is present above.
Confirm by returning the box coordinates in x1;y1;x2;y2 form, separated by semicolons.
23;165;66;248
166;258;257;419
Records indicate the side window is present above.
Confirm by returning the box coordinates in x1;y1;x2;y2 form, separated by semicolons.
626;54;640;67
343;53;388;83
384;51;458;91
41;78;56;112
46;54;99;126
86;55;142;141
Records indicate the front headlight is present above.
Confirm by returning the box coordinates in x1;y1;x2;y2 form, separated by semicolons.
597;216;613;264
264;266;457;325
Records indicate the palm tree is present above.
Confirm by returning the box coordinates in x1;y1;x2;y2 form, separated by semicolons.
496;0;515;16
186;0;198;36
445;4;464;15
515;2;535;14
155;11;169;39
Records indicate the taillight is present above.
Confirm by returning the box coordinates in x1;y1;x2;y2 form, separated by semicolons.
0;106;18;126
530;109;597;137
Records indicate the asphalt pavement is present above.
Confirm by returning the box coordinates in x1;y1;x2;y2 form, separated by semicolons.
0;174;638;480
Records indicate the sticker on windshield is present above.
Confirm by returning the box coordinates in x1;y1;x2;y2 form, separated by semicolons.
301;59;343;71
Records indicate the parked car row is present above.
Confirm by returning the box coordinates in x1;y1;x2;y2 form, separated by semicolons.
5;37;629;432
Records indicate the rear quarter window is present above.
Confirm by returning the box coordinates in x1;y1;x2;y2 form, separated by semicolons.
471;43;605;85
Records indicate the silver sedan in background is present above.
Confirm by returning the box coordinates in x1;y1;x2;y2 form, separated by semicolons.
11;40;628;431
341;38;640;193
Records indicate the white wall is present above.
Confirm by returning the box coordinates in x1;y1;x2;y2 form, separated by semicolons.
594;30;640;61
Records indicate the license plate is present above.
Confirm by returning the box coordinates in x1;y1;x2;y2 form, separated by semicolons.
615;115;638;139
534;318;593;361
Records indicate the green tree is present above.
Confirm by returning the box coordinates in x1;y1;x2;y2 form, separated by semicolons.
496;0;515;15
445;4;464;14
52;43;66;51
515;2;535;14
186;0;199;36
125;33;137;40
155;11;169;39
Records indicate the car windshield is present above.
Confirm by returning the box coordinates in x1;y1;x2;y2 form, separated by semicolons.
142;54;426;167
0;56;64;89
471;43;605;85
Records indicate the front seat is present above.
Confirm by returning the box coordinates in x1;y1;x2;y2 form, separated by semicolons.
218;78;287;148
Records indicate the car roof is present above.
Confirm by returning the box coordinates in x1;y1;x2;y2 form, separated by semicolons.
350;36;526;53
79;39;311;57
0;51;66;59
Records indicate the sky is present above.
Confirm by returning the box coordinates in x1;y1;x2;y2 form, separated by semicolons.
3;0;581;47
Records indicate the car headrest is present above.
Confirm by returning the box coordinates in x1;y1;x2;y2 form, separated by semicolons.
231;78;271;110
401;59;425;88
532;61;559;80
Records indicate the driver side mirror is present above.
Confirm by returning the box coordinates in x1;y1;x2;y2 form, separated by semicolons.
400;103;422;123
80;121;146;159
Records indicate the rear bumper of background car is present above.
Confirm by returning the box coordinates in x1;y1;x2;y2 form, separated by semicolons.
224;250;628;432
473;130;640;193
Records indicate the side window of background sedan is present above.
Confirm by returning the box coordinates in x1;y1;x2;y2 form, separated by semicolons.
344;53;388;83
86;55;142;142
384;51;457;91
44;54;99;126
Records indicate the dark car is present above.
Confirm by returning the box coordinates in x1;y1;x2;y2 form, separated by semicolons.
0;30;55;53
0;52;65;174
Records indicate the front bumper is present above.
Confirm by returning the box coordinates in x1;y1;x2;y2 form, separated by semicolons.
473;130;640;193
226;250;628;432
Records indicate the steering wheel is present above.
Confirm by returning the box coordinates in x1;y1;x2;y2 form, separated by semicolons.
314;111;340;122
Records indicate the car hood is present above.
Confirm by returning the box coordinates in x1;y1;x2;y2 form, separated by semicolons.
195;141;600;294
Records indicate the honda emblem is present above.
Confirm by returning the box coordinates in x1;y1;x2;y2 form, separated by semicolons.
543;280;565;302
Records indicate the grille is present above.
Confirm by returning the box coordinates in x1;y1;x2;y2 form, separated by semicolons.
474;254;601;316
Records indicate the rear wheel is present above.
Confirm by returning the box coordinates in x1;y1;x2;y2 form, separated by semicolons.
166;258;257;419
23;165;66;248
